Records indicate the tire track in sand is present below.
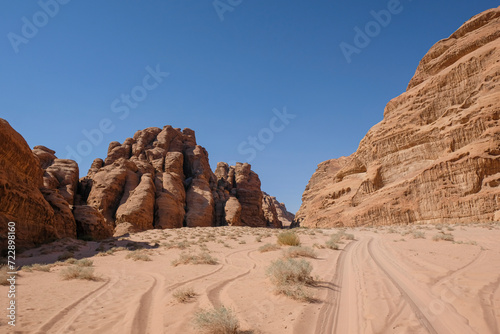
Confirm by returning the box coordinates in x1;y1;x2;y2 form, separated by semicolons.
314;241;355;334
207;249;257;307
368;237;476;334
34;275;119;334
131;273;165;334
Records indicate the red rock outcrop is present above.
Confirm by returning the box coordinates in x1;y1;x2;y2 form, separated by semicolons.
262;192;294;227
214;162;268;227
76;127;288;235
0;120;76;249
297;7;500;227
1;121;291;247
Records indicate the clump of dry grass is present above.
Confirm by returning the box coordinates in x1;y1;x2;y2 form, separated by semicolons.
266;258;314;301
75;258;94;267
432;233;454;242
325;239;339;250
173;287;197;303
60;266;99;281
193;305;239;334
171;252;218;267
277;231;301;246
22;263;53;272
125;250;152;261
282;246;317;259
258;243;281;253
58;251;74;261
162;240;191;250
412;231;426;239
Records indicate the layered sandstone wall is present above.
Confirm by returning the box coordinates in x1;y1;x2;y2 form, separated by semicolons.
297;7;500;227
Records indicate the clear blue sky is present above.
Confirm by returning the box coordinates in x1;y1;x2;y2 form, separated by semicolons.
1;0;498;213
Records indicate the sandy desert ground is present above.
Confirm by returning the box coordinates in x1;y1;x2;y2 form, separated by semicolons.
1;223;500;334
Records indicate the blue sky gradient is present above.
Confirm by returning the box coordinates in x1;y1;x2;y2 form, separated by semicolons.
1;0;498;213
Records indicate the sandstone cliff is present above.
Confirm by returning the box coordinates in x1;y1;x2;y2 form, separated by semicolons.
0;121;77;249
297;7;500;227
0;122;292;249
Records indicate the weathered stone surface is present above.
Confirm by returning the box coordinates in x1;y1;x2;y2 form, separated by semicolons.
0;120;76;249
297;7;500;227
115;173;156;234
1;119;291;248
73;205;113;239
262;192;294;228
224;196;242;226
233;163;267;227
262;193;280;228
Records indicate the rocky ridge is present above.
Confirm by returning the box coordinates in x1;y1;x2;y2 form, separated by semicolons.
297;7;500;227
0;123;293;249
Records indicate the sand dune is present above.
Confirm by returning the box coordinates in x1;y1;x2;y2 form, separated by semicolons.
1;224;499;333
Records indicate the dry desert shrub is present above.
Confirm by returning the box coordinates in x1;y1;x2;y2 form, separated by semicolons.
266;258;314;301
126;250;152;261
258;243;281;253
325;239;339;250
171;252;218;267
193;305;239;334
75;258;94;267
23;263;52;272
173;287;197;303
412;231;426;239
277;231;301;246
58;251;75;261
282;246;317;259
432;233;454;242
162;240;191;250
60;266;98;281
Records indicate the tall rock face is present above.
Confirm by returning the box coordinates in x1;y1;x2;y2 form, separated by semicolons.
262;192;295;227
1;121;291;248
75;127;287;237
0;120;76;250
213;162;267;227
297;7;500;227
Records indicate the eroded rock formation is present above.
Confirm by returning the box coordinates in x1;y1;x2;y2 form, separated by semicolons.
297;7;500;227
0;121;77;249
0;121;293;248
